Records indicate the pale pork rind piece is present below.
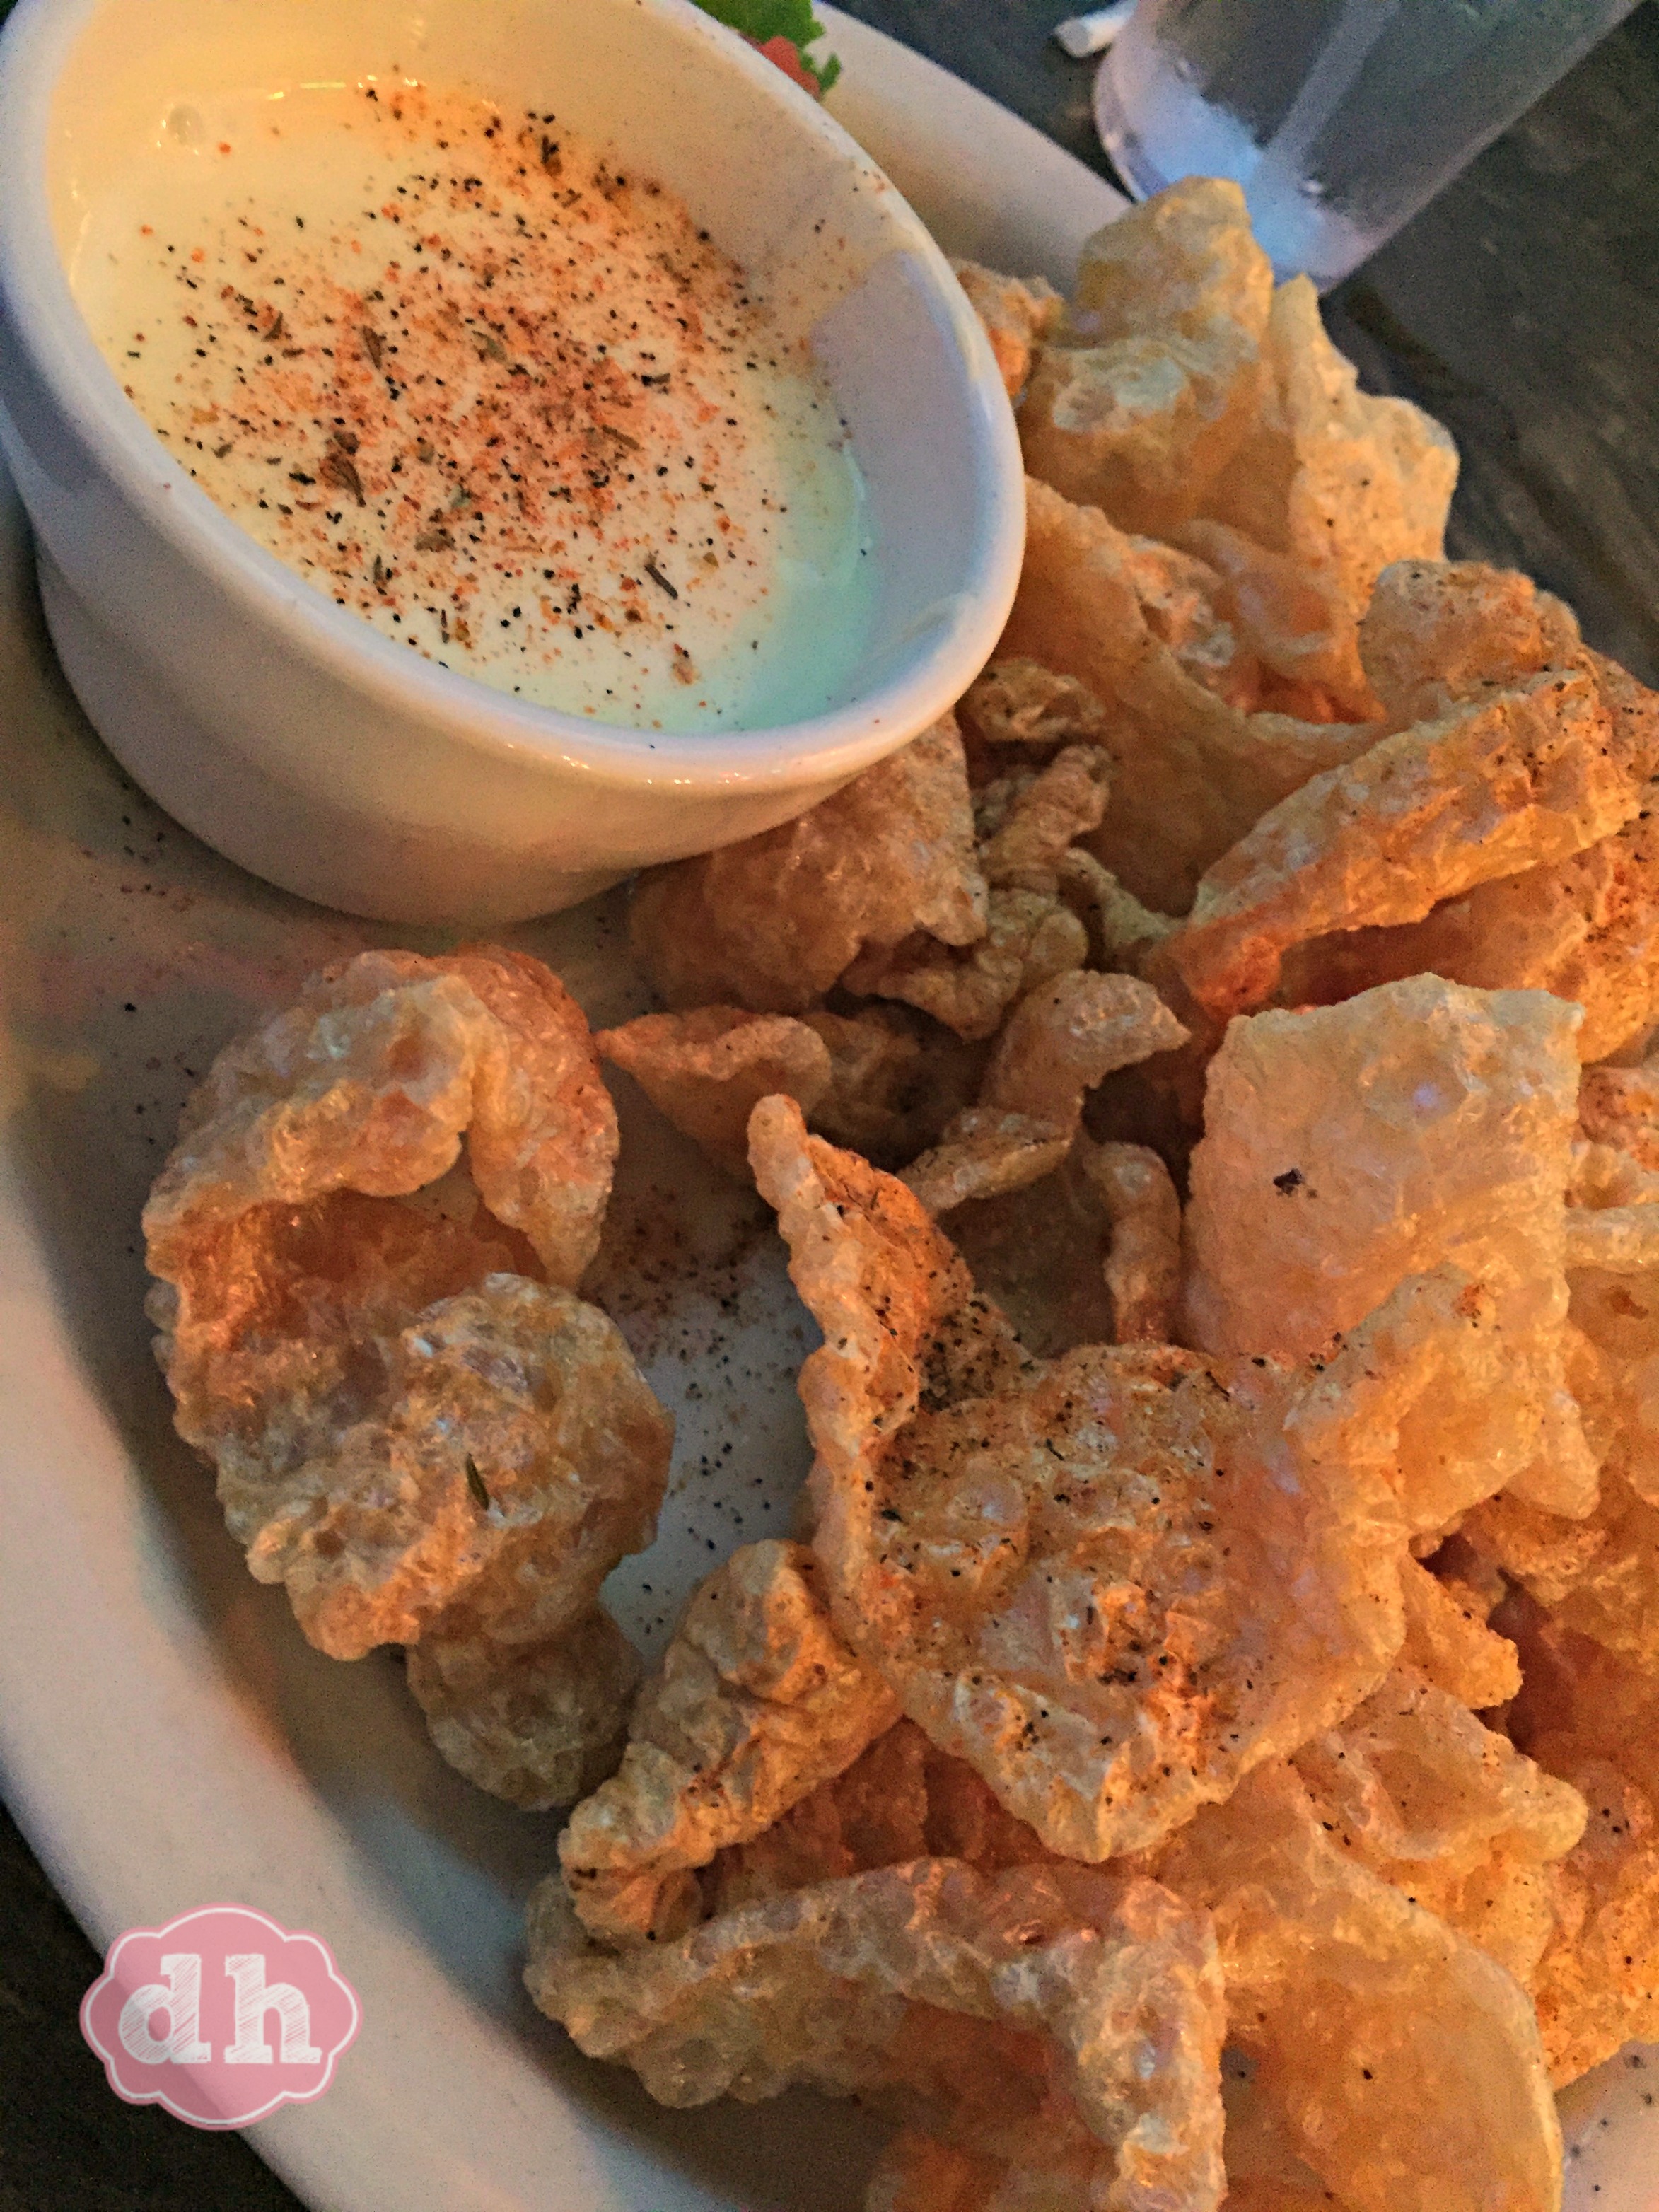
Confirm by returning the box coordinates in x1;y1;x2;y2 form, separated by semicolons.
1173;516;1378;723
1166;658;1632;1020
1288;1665;1586;1988
1357;557;1583;727
143;947;671;1804
844;884;1089;1042
1020;179;1274;539
751;1095;1437;1863
530;1856;1227;2212
1201;274;1460;619
1580;1047;1659;1169
957;658;1113;752
1182;977;1596;1524
1085;1141;1182;1346
559;1542;900;1944
1000;480;1382;912
1399;1554;1522;1710
1147;1761;1562;2212
597;1007;832;1173
950;258;1063;400
974;743;1112;893
629;719;986;1013
405;1605;643;1812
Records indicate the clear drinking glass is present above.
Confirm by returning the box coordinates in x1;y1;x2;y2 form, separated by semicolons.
1094;0;1644;289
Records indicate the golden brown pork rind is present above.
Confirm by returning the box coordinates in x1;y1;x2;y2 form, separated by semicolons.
404;1605;642;1812
1580;1051;1659;1169
1358;558;1582;726
629;719;987;1013
957;659;1112;752
1399;1554;1522;1710
1276;807;1659;1065
1167;660;1632;1020
901;1112;1073;1218
596;1007;832;1173
950;259;1063;402
1288;1665;1585;1988
529;1856;1226;2212
1182;977;1595;1525
1056;849;1178;967
1202;276;1459;619
559;1542;900;1944
1000;481;1382;912
974;745;1113;892
1083;1141;1182;1346
146;944;617;1292
1147;1760;1562;2212
1175;516;1376;720
226;1274;669;1660
845;885;1089;1041
755;1097;1438;1863
1020;180;1273;538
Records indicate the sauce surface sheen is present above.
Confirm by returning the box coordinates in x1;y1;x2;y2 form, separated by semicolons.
71;83;875;733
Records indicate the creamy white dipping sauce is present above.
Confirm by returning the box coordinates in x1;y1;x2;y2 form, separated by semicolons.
70;82;875;733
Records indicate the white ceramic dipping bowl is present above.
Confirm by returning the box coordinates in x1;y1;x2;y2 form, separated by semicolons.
0;0;1023;924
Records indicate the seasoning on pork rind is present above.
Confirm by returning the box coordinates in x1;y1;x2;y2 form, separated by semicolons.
1358;558;1582;726
1202;275;1460;619
1182;977;1595;1525
559;1541;900;1945
404;1605;641;1811
146;943;618;1294
529;1856;1226;2212
975;745;1112;892
1148;1759;1561;2212
1001;480;1382;912
1168;659;1632;1020
629;718;986;1013
597;1007;832;1174
1288;1665;1585;1987
1081;1140;1182;1345
1399;1554;1521;1711
1021;180;1273;539
846;885;1088;1042
950;259;1063;400
957;658;1111;752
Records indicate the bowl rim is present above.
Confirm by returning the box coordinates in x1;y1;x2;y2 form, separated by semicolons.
0;0;1025;792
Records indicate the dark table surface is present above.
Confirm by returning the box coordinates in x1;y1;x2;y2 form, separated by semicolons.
4;2;1658;2206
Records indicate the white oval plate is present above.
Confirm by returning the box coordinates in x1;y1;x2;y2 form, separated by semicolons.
0;9;1650;2208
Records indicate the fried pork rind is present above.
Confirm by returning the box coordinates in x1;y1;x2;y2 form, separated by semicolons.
957;659;1112;754
1085;1141;1182;1346
1399;1554;1521;1710
404;1605;642;1811
1502;1600;1659;2082
1000;481;1381;912
1167;660;1632;1020
596;1007;832;1173
1580;1050;1659;1170
1288;1665;1585;1988
559;1542;900;1945
950;259;1063;400
1358;558;1582;726
846;885;1090;1042
1182;977;1595;1525
1202;276;1459;619
801;1006;986;1165
529;1856;1226;2212
628;720;986;1014
1174;516;1376;722
146;944;618;1293
1469;1477;1659;1675
1056;849;1178;968
757;1093;1432;1861
975;745;1113;893
1020;180;1273;539
1149;1761;1561;2212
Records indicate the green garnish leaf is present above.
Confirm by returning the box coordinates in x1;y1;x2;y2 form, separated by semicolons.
693;0;842;95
